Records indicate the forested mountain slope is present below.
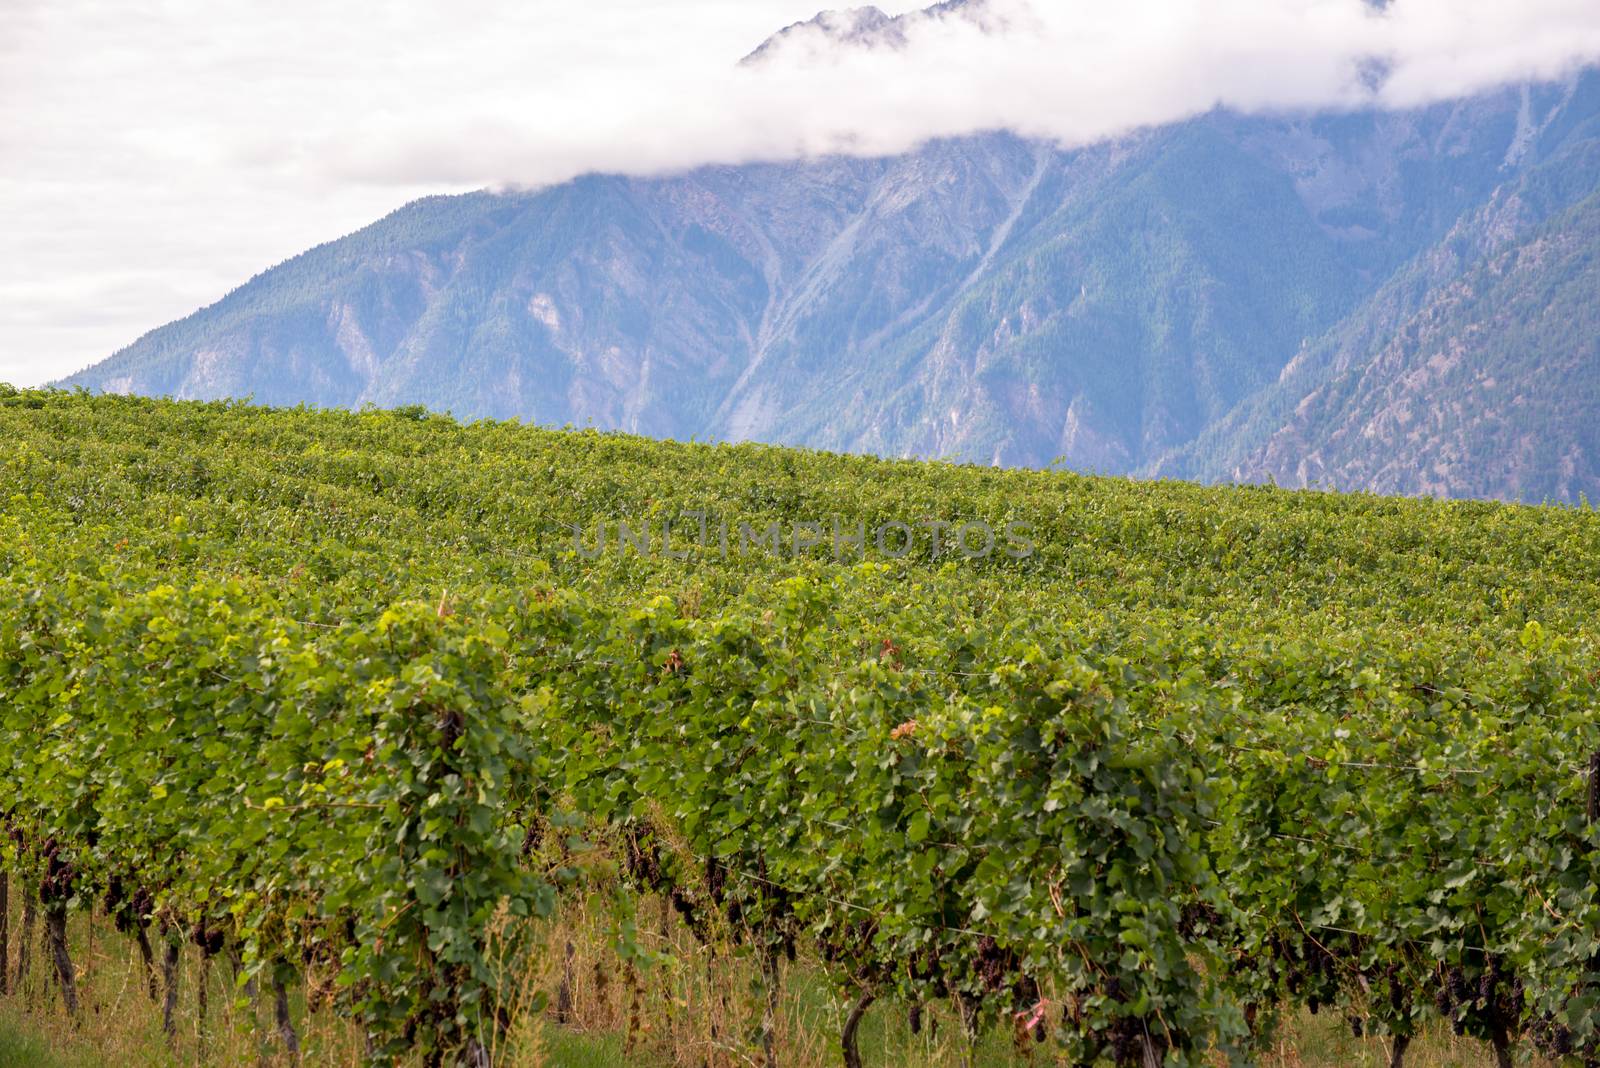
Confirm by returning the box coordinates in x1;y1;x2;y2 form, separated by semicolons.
1155;74;1600;501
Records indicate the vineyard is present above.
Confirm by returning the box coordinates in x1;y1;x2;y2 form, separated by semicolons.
2;386;1600;1066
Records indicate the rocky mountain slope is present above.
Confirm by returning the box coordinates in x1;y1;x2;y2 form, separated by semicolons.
59;10;1600;503
1155;74;1600;500
1163;192;1600;502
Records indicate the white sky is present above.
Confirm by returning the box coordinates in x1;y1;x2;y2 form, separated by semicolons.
4;0;1599;387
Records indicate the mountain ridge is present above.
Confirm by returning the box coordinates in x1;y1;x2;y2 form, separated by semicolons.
739;1;994;65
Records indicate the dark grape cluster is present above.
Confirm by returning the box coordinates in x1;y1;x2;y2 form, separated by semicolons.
36;838;75;907
190;920;226;956
1431;957;1522;1049
103;874;155;936
1102;1016;1166;1066
1273;933;1339;1014
1529;1014;1578;1059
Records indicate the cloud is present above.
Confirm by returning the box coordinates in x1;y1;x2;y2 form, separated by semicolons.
309;0;1600;187
3;0;1599;385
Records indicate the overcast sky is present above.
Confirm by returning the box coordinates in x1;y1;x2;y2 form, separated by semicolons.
5;0;1600;387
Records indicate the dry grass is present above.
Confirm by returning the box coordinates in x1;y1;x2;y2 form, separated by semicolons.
0;890;1553;1068
0;906;367;1068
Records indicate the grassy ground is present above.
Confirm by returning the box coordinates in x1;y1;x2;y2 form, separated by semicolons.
0;1019;65;1068
0;891;1543;1068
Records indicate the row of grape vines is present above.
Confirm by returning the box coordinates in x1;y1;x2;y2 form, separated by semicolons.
2;387;1599;1066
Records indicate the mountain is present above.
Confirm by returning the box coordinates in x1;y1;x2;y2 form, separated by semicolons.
1154;75;1600;500
740;7;905;64
58;7;1600;503
740;1;995;65
1159;191;1600;502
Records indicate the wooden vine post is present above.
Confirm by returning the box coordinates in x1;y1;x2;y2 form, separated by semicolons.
0;868;8;996
39;845;76;1018
1587;749;1600;829
841;990;874;1068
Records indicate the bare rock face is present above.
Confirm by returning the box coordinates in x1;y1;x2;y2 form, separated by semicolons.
58;3;1600;503
1220;206;1600;504
1152;74;1600;503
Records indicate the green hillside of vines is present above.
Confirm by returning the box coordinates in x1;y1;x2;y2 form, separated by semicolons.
3;387;1600;1066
